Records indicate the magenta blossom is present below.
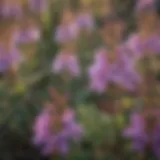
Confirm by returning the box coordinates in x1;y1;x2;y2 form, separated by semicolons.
52;51;81;77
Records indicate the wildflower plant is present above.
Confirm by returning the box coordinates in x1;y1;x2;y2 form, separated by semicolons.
0;0;160;160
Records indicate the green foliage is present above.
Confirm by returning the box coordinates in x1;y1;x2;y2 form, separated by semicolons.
77;104;117;147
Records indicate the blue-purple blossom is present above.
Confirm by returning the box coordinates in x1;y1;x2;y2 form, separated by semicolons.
52;51;81;77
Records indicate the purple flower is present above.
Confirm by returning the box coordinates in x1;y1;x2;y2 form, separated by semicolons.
123;112;149;152
111;45;142;91
32;112;51;146
123;113;145;137
77;13;95;32
32;108;83;156
0;45;21;73
126;33;160;58
32;103;54;146
42;135;69;155
123;111;160;158
52;52;81;77
17;27;40;44
28;0;48;13
126;34;144;58
0;3;22;19
135;0;156;14
152;126;160;158
145;35;160;54
54;24;79;44
88;46;142;93
88;48;108;93
88;65;108;93
62;109;83;140
62;108;75;123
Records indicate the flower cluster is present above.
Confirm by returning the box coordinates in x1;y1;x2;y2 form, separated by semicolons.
123;107;160;159
49;0;160;158
0;0;42;74
1;0;160;159
32;88;83;156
